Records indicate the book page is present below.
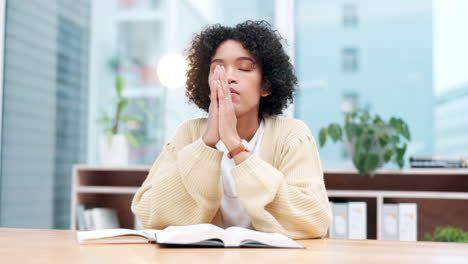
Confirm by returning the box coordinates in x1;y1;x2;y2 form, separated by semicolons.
77;228;155;244
155;224;228;246
225;227;304;248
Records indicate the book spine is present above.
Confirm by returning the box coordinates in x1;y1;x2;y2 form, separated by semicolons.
409;156;465;162
326;202;333;238
93;208;120;230
398;203;417;241
84;209;95;231
348;202;367;239
77;204;87;231
382;204;399;240
330;203;348;239
410;160;466;168
134;214;144;230
410;156;467;167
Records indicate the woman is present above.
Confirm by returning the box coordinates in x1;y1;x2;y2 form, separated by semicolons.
131;20;331;239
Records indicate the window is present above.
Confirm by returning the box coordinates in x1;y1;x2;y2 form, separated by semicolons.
295;0;435;168
89;0;275;165
343;3;358;28
343;47;359;72
0;1;89;228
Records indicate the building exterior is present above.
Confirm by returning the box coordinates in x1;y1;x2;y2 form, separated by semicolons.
295;0;434;168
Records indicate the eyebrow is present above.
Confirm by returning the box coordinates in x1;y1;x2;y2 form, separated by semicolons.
210;57;256;64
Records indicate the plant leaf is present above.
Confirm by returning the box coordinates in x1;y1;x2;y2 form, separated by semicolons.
319;127;327;147
360;109;371;124
117;99;128;116
362;135;373;151
378;133;390;147
425;226;468;243
116;75;124;97
131;99;154;120
365;153;380;175
346;123;361;140
395;143;407;168
120;115;140;122
383;148;393;163
390;117;403;134
401;121;411;141
391;135;400;144
125;132;140;148
373;115;383;125
328;123;343;142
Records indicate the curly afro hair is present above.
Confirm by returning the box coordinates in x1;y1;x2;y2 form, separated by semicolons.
185;20;297;117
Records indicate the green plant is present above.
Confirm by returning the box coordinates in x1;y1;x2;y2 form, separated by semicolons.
318;108;411;176
425;226;468;243
96;75;153;147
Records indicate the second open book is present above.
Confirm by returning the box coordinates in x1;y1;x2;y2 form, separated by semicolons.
77;223;304;248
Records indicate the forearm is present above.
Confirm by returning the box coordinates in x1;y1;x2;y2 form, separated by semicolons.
132;138;224;228
231;135;332;238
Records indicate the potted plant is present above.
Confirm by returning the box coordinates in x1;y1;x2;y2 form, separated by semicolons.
426;226;468;243
96;75;153;165
318;108;411;176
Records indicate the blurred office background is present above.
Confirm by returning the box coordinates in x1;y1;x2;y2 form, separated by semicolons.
0;0;467;229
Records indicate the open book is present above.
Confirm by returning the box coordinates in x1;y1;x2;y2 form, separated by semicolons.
77;224;304;248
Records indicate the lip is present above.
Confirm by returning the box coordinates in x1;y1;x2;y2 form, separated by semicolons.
230;88;239;95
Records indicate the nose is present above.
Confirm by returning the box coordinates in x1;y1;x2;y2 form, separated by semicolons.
224;66;237;84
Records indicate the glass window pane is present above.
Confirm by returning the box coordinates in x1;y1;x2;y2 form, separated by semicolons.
89;0;275;165
0;1;90;228
295;0;439;168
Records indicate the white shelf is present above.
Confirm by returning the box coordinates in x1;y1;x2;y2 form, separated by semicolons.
328;190;468;199
76;186;139;194
324;168;468;175
72;164;151;171
328;189;468;240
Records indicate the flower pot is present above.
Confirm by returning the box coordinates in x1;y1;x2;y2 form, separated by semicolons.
99;134;129;165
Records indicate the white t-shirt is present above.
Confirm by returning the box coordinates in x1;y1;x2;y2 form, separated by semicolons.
215;119;265;229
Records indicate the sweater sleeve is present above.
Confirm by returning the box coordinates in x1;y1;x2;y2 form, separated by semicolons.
231;132;332;239
131;120;224;229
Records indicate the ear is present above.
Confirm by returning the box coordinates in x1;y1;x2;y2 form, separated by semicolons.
261;81;272;97
261;90;271;97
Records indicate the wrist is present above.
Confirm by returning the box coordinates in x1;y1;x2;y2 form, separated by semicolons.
225;136;242;151
202;135;218;148
233;150;251;165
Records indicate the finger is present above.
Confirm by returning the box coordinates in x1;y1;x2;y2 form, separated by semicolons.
217;80;226;109
212;66;219;87
213;79;219;109
209;66;219;97
221;66;232;100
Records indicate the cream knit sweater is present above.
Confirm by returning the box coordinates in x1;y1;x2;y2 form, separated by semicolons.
131;116;332;239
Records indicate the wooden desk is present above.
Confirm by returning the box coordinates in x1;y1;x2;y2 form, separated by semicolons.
1;228;467;264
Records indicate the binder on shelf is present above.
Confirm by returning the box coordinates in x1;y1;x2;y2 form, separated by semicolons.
348;202;367;239
91;208;120;230
134;214;144;230
84;207;95;230
76;204;89;231
80;207;120;231
330;202;348;239
382;204;399;240
326;202;333;238
398;203;417;241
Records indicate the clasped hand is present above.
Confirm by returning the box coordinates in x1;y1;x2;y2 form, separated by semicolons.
202;65;241;151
